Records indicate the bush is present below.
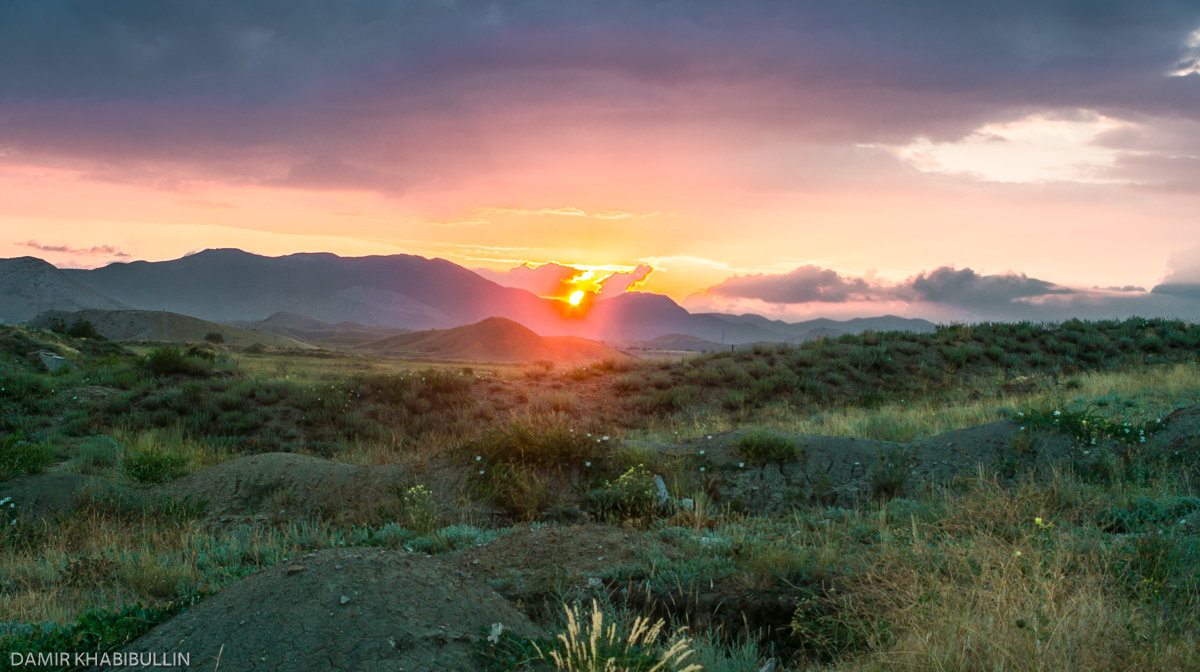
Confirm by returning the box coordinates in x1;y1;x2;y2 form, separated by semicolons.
73;435;123;474
203;331;224;344
468;419;595;469
585;465;660;523
144;346;213;378
869;449;914;500
122;448;190;483
392;482;438;535
535;600;698;672
0;597;204;668
736;430;803;462
0;432;54;481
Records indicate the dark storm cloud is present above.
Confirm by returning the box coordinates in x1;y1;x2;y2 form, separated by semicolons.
1;0;1198;191
709;265;874;303
902;267;1073;308
707;262;1200;321
709;265;1076;312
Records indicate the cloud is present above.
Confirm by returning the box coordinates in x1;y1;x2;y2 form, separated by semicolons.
706;264;1088;319
475;262;579;297
1149;243;1200;297
480;206;658;220
476;260;654;299
17;240;130;258
595;264;653;298
709;265;876;303
2;1;1199;195
902;267;1073;308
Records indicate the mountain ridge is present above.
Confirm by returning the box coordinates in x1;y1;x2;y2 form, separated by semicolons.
5;250;936;343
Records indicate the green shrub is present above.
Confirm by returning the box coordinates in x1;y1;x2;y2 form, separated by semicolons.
468;419;595;469
869;449;914;500
1097;496;1200;533
143;346;213;378
392;482;438;535
122;448;189;483
0;596;205;669
471;461;551;520
0;433;54;481
73;435;123;474
736;430;803;462
585;464;660;523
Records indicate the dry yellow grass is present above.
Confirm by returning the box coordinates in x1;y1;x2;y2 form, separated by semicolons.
640;361;1200;444
811;473;1200;672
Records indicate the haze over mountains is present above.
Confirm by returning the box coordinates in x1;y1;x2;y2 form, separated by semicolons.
0;249;934;345
0;257;127;323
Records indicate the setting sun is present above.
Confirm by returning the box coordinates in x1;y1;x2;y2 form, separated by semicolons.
567;290;585;306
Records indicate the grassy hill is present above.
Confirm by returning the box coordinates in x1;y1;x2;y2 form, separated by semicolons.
239;311;411;348
357;316;626;365
28;309;312;349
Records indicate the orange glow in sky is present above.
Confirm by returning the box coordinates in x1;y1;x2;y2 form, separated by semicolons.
3;3;1200;324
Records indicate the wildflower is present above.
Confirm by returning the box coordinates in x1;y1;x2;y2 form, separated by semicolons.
488;622;505;645
475;456;482;462
706;435;713;440
584;461;591;468
698;450;705;456
1053;410;1061;416
738;462;745;468
479;470;486;475
699;467;706;472
1015;550;1022;557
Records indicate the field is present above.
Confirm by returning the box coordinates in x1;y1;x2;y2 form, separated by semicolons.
2;318;1200;671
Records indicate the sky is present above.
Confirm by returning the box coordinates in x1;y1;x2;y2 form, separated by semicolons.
2;1;1200;322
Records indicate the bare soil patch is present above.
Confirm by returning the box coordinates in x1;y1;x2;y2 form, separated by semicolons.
109;547;543;672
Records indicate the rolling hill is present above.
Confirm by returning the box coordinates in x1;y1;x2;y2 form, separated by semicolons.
12;249;937;344
62;248;558;330
28;310;312;349
235;312;411;348
356;317;625;365
0;257;126;323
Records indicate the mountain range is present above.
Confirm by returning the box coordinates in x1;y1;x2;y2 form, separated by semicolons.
0;249;934;345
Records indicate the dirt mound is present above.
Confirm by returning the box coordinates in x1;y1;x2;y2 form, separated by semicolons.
0;471;99;519
445;524;672;615
164;453;489;525
111;547;543;672
359;316;624;365
1146;405;1200;454
164;453;408;523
